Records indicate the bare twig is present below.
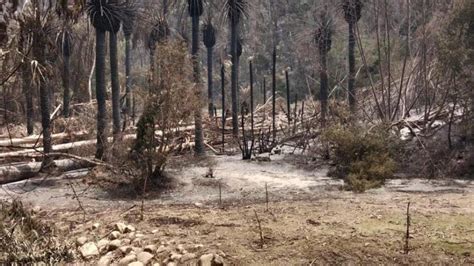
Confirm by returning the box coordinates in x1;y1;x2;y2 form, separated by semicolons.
254;209;264;249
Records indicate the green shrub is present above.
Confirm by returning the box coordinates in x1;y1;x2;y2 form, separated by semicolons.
323;124;398;192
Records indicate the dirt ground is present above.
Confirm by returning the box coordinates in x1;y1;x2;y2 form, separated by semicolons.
1;152;473;264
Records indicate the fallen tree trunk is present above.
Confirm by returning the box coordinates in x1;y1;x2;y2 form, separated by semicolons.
0;159;94;185
0;125;196;159
0;131;88;147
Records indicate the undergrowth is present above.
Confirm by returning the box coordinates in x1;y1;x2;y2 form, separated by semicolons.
0;200;73;264
323;124;400;192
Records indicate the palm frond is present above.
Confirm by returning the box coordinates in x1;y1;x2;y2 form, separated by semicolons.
223;0;248;24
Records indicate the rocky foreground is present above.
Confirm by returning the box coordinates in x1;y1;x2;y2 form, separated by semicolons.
76;222;225;266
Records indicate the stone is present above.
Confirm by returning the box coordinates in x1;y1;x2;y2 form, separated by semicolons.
124;225;136;233
137;251;154;265
143;245;157;253
180;253;196;262
193;244;204;249
92;223;101;230
169;252;182;261
122;238;131;245
127;232;136;239
166;262;177;266
151;229;159;234
97;239;110;253
79;242;99;259
156;245;168;254
198;254;224;266
128;262;144;266
131;238;142;246
213;254;224;266
108;239;121;251
76;236;88;246
110;231;121;240
198;254;214;266
176;244;185;253
152;264;161;266
119;246;133;255
118;254;136;266
135;233;145;238
115;222;127;233
97;255;113;266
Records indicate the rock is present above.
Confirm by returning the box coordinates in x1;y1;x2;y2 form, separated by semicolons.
122;238;131;245
108;239;121;251
127;232;136;239
176;244;185;254
92;223;101;230
110;231;121;240
199;254;214;266
97;255;113;266
135;233;145;238
199;254;224;266
118;254;137;266
143;245;157;253
125;225;136;233
180;253;196;262
213;254;224;266
97;239;110;253
156;245;168;254
194;202;203;208
115;222;127;233
169;252;182;261
193;244;204;249
152;264;161;266
131;238;142;246
128;262;144;266
119;245;133;255
137;251;154;265
166;262;177;266
79;242;99;259
216;251;226;258
151;229;159;234
76;236;88;246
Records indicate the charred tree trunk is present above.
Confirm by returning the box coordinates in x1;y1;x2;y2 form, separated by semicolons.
320;46;328;128
19;23;34;135
272;46;277;140
95;29;107;160
125;33;132;117
33;17;53;168
110;32;121;137
348;21;356;115
286;70;291;125
230;22;239;137
221;63;225;151
191;15;205;155
207;46;214;116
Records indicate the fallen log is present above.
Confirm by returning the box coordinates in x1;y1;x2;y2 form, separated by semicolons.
0;158;94;185
0;131;88;147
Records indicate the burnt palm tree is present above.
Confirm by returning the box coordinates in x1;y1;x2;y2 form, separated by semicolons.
203;20;216;117
224;0;247;136
60;28;72;118
342;0;362;115
188;0;205;155
87;0;123;159
315;10;333;128
110;21;121;137
31;1;53;168
122;2;136;121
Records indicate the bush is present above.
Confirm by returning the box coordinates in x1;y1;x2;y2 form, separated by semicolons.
323;124;399;192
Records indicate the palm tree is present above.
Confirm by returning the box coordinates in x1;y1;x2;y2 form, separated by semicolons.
60;28;72;118
203;20;216;117
188;0;205;155
342;0;362;115
224;0;247;137
122;2;136;122
315;10;333;128
110;23;121;137
31;0;53;168
87;0;122;159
